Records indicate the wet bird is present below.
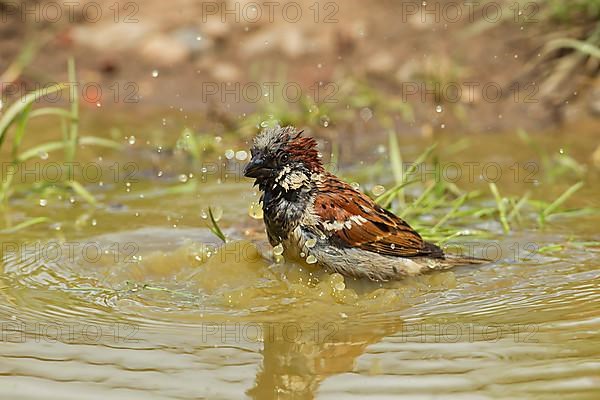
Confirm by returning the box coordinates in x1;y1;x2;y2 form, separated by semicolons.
244;126;488;281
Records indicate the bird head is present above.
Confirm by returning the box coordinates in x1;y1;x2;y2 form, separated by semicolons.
244;126;324;190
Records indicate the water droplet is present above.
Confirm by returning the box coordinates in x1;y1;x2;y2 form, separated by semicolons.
305;238;317;248
333;281;345;291
259;120;269;128
225;149;235;159
390;244;396;249
350;182;360;190
372;185;385;196
435;105;443;113
440;123;446;129
39;199;47;207
235;150;248;161
513;54;519;59
359;107;373;122
306;255;317;264
161;118;166;126
559;148;564;154
151;70;159;78
215;136;222;143
320;115;330;127
248;202;264;219
157;170;164;177
128;136;136;145
96;102;101;107
196;36;202;41
178;174;189;183
38;151;49;160
200;209;208;219
91;219;97;226
300;252;306;258
273;244;284;256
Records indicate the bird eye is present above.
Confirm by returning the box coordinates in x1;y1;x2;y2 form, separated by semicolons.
281;153;290;163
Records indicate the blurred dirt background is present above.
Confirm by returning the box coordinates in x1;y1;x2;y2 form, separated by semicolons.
1;0;599;137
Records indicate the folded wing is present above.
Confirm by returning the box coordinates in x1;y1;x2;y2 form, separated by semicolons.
314;174;443;258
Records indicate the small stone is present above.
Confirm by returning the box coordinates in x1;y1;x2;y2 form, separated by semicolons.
141;35;190;66
211;62;240;82
366;52;395;75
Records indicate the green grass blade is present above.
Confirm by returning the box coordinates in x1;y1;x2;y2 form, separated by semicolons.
489;183;510;233
0;40;37;84
329;141;339;173
431;193;468;233
67;57;79;163
29;107;75;120
0;217;49;234
65;180;98;206
543;182;584;218
0;169;16;203
437;231;463;245
375;178;419;208
399;182;437;218
507;192;530;223
0;83;67;149
17;141;68;162
388;130;404;205
79;136;123;150
208;207;226;243
11;103;33;157
403;144;437;182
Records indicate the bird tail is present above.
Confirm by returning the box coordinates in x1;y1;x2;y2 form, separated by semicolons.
437;254;491;269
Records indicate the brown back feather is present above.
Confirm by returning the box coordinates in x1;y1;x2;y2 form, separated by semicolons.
315;173;443;258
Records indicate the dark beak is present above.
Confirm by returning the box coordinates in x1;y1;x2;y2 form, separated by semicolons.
243;157;271;178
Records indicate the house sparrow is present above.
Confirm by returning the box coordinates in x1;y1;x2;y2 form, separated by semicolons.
244;126;488;281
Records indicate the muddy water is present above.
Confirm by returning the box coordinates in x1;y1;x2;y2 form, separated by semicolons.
1;122;599;399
